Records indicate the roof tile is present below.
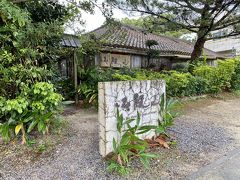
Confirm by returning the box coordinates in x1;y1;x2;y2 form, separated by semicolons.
91;24;221;59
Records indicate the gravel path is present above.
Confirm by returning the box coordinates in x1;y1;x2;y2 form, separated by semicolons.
1;108;109;180
1;97;240;179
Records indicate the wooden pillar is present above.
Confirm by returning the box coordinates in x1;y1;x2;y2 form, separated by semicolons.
74;50;78;105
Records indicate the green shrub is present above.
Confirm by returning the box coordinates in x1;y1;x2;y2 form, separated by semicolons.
194;60;236;94
53;77;75;100
217;59;236;90
165;71;192;97
78;67;115;105
107;97;178;175
193;65;220;93
185;76;208;96
78;57;240;102
78;82;98;106
0;1;65;144
0;82;63;144
231;58;240;90
156;98;178;135
118;67;138;77
112;73;136;81
171;63;188;72
145;70;167;80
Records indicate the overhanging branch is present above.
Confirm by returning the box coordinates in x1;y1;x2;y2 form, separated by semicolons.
207;31;240;40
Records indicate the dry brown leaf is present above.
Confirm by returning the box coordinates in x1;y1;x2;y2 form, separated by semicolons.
149;143;160;148
155;138;170;149
145;138;154;143
145;139;160;148
117;154;123;165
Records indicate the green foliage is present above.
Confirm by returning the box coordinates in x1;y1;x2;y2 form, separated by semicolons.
78;83;98;105
156;97;178;136
0;82;63;143
185;76;208;96
77;34;102;68
112;73;135;81
112;70;207;97
0;0;69;143
79;34;102;57
19;0;70;23
78;67;115;105
217;60;236;90
145;40;160;68
53;77;75;100
165;71;192;97
194;59;236;94
78;57;240;106
234;90;240;96
107;160;131;175
171;63;188;72
107;110;157;175
231;57;240;90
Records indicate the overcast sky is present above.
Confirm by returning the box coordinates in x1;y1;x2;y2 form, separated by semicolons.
81;8;128;31
60;1;196;40
60;0;134;34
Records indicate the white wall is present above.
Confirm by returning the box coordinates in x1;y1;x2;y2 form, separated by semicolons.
205;36;240;56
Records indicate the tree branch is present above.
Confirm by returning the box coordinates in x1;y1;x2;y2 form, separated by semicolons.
214;18;240;30
111;4;199;33
214;2;240;28
181;0;202;13
207;32;240;40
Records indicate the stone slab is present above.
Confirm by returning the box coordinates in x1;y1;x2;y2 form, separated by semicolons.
98;80;166;157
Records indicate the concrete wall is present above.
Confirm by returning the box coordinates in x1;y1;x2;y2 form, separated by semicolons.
98;80;166;157
205;36;240;57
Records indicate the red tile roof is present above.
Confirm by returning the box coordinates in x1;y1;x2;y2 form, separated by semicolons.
91;24;222;59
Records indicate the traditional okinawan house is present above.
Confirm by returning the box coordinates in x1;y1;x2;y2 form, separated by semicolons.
57;25;224;84
57;26;222;103
89;23;223;70
58;24;223;77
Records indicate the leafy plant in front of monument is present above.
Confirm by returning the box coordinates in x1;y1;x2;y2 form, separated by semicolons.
155;97;179;137
107;110;157;175
142;97;179;149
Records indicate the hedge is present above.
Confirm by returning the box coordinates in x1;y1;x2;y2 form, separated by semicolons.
78;57;240;102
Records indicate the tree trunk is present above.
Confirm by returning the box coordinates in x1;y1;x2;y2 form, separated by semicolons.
190;36;206;63
188;36;207;73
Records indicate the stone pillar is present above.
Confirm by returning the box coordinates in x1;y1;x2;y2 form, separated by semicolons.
98;80;166;157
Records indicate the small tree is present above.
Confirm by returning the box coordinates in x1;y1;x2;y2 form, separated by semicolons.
107;0;240;62
145;40;160;68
